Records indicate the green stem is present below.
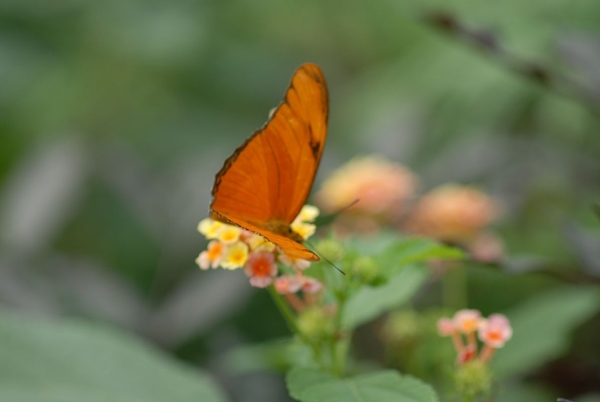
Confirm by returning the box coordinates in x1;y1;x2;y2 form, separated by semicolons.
267;286;324;365
268;285;300;335
331;287;349;376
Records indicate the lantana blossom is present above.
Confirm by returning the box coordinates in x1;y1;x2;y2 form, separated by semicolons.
453;309;482;334
195;240;225;270
196;205;323;291
478;314;512;349
244;251;278;288
405;184;499;244
220;241;249;270
437;309;513;365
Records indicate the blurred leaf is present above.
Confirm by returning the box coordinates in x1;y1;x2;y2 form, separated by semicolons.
378;238;464;274
342;265;429;330
593;204;600;221
0;311;227;402
286;367;438;402
492;286;600;379
343;231;404;255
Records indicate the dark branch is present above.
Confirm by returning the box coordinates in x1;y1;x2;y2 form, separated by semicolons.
423;11;600;119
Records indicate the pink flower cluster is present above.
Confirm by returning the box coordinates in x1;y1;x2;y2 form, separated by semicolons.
438;309;512;365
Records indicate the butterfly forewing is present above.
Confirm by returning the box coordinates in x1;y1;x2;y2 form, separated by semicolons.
209;63;328;260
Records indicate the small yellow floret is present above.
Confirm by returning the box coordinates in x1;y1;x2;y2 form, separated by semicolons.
249;234;276;252
198;218;224;239
217;225;242;244
291;221;316;240
221;241;249;270
298;205;319;222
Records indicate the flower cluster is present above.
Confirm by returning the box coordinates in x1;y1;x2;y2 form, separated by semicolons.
315;156;417;232
438;309;512;365
405;184;500;244
196;205;322;291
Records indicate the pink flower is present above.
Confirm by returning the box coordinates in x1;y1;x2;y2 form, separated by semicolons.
468;232;504;263
478;314;512;348
274;275;323;294
274;275;305;294
437;317;455;336
301;277;323;294
404;184;499;244
453;309;482;334
244;251;278;288
278;253;311;270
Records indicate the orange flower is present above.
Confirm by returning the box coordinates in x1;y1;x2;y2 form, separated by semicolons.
316;156;417;219
405;184;499;244
453;309;482;334
195;240;226;270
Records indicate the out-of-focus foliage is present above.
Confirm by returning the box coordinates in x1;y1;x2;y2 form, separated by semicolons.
0;310;226;401
1;0;600;401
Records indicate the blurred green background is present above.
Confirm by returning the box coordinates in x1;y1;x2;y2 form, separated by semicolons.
1;0;600;401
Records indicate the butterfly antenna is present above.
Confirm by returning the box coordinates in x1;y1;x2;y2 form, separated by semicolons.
339;198;360;213
305;240;346;275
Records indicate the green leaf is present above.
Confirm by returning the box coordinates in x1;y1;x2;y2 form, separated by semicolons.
492;286;600;379
286;367;438;402
379;238;464;274
0;311;227;402
341;265;429;330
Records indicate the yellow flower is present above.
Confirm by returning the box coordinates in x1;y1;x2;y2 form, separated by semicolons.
220;241;249;270
217;225;242;244
289;204;319;240
291;221;316;240
248;234;276;252
197;218;224;239
297;205;319;222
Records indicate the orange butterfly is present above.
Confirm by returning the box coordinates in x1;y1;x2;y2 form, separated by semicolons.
210;63;328;262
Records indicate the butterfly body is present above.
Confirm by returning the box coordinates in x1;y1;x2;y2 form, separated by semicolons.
210;63;328;261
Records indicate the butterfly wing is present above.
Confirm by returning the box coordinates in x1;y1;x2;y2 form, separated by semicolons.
210;63;328;260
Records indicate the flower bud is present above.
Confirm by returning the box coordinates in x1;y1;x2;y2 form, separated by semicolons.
316;238;345;261
454;360;492;400
297;306;334;342
352;256;381;285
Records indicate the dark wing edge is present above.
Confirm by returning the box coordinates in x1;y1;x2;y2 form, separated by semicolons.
213;210;319;261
